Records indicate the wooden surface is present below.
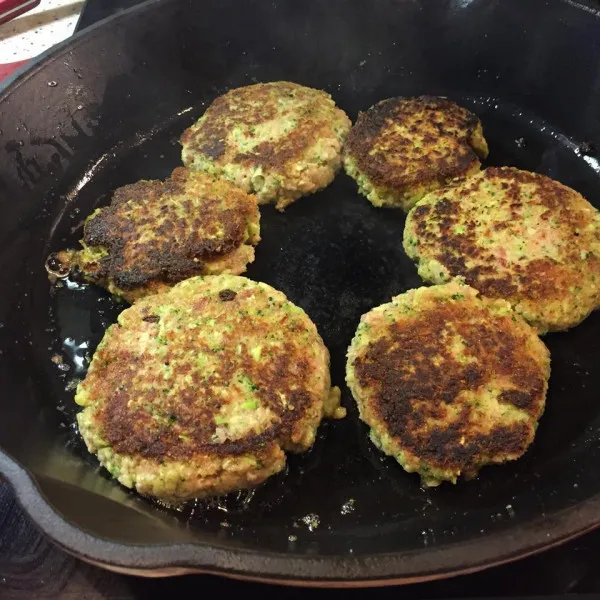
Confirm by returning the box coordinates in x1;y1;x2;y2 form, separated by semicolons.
2;481;600;599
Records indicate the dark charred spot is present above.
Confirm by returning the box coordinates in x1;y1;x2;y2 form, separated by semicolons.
142;314;160;323
413;205;430;220
469;272;518;298
200;138;226;159
439;252;469;276
499;389;536;414
219;289;237;301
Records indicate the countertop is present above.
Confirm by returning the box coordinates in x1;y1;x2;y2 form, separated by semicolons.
0;0;83;64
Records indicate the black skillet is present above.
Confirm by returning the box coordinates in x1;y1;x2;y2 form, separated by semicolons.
1;0;600;585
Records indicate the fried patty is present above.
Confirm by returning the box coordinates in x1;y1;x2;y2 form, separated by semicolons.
75;275;344;503
180;81;352;211
343;96;488;211
47;167;260;303
346;283;550;486
404;167;600;333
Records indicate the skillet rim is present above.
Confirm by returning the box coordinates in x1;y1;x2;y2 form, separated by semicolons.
3;449;600;582
2;0;600;583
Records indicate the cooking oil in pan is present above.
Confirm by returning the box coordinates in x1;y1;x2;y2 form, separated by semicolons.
37;96;600;552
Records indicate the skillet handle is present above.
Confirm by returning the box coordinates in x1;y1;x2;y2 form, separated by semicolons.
0;0;41;25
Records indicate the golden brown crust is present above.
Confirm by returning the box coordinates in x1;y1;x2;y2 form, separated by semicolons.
96;340;317;461
405;167;600;332
348;285;549;478
66;167;259;300
181;84;331;170
344;96;487;197
180;81;351;209
79;277;329;462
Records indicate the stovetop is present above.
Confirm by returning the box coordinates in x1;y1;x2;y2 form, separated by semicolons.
16;0;593;596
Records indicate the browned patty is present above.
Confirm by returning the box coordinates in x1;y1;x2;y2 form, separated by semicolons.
181;81;351;210
346;283;550;485
48;167;260;302
404;166;600;332
76;275;340;502
343;96;488;211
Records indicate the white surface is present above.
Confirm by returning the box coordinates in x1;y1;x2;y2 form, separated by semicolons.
0;0;84;63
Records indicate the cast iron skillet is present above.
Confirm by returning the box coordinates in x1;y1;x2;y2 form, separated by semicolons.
1;0;600;585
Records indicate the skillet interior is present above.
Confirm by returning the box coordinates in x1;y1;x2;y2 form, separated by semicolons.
1;0;600;583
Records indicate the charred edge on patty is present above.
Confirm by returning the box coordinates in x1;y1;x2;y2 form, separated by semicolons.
352;293;547;475
344;96;486;193
75;168;257;293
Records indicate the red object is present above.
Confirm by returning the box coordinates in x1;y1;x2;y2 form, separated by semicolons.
0;59;29;80
0;0;40;25
0;0;40;81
